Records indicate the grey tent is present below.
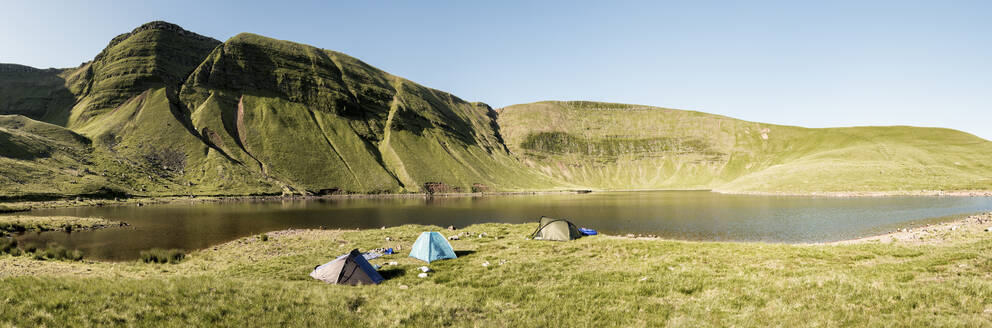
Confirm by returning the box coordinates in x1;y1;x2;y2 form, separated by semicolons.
310;249;384;285
529;216;582;241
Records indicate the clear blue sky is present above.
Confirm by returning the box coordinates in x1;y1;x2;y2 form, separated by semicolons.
3;1;990;140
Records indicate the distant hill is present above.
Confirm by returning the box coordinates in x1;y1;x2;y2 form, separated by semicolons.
499;101;992;193
0;21;989;199
0;115;116;200
0;64;75;125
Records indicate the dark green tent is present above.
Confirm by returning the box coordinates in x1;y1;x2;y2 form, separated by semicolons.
529;216;582;241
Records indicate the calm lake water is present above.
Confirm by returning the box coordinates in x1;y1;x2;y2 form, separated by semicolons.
8;191;992;260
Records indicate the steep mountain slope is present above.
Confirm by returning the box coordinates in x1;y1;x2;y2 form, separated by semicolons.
176;33;558;193
0;22;562;199
64;21;221;128
498;101;992;193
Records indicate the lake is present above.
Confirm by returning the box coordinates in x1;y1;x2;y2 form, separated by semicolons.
8;191;992;260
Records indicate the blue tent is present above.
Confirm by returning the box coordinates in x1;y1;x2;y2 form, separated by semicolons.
409;231;457;263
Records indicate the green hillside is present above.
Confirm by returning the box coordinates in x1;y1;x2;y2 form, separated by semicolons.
0;115;114;199
498;101;992;193
0;21;990;200
63;21;221;128
0;64;75;125
0;22;561;199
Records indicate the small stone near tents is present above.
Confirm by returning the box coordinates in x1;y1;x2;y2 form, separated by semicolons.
529;216;583;241
310;249;384;285
409;231;457;263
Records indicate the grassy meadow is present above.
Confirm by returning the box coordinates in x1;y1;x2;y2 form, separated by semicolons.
1;219;991;327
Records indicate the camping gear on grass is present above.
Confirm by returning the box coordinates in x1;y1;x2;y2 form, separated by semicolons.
529;216;583;241
409;231;457;263
362;251;383;261
578;228;598;236
310;249;384;285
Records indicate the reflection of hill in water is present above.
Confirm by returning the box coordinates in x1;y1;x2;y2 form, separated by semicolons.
15;191;992;260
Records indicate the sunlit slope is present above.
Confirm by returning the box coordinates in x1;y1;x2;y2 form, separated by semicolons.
0;22;560;198
73;88;277;196
3;20;989;198
56;22;278;197
63;21;220;128
0;115;114;199
179;33;561;193
720;126;992;192
498;101;992;192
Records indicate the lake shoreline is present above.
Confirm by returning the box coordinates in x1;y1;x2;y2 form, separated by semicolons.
3;188;991;213
713;189;992;198
0;189;592;213
0;216;126;238
581;211;992;245
5;211;991;263
824;212;992;245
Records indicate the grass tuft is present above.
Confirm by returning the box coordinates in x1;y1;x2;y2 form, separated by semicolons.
139;248;185;264
0;238;17;253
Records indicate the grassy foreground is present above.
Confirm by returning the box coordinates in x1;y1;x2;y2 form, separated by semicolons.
1;220;991;327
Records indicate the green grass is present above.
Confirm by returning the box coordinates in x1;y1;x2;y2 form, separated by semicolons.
179;33;563;194
499;101;992;193
0;239;83;261
64;21;220;128
139;248;186;264
0;64;75;125
34;243;83;261
1;222;990;326
0;215;121;233
1;22;567;200
0;115;117;199
0;203;28;213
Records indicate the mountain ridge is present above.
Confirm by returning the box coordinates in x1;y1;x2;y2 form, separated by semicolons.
0;21;561;199
0;21;989;200
499;100;992;192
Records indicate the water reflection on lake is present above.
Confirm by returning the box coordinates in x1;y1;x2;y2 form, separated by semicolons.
9;191;992;260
